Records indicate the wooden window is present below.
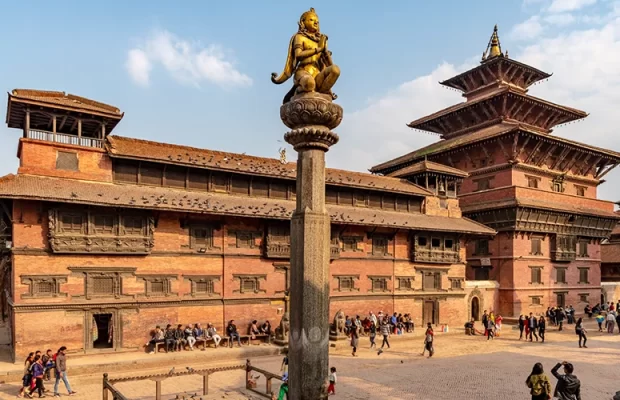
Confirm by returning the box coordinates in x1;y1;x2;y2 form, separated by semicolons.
36;281;54;294
92;277;115;295
326;189;339;205
252;178;269;198
368;193;382;208
270;182;288;199
526;176;539;189
450;279;462;289
123;216;144;235
21;276;67;299
342;236;361;252
555;267;567;284
242;279;256;292
196;280;214;294
336;276;358;292
530;267;542;284
475;239;489;255
339;190;353;205
579;268;589;284
231;175;250;195
150;281;165;294
140;162;163;186
56;151;78;171
397;277;414;291
476;178;491;191
61;213;84;234
140;276;176;298
579;293;588;303
231;231;256;248
93;215;115;235
370;277;389;292
531;296;542;305
164;166;186;188
418;236;428;247
190;225;214;249
409;198;422;213
185;276;220;297
233;275;266;294
531;237;542;255
575;186;586;197
211;172;229;192
431;238;441;248
474;267;490;280
396;197;407;212
552;180;563;193
114;160;138;184
354;192;367;207
578;240;588;257
188;169;208;191
422;272;441;290
444;238;454;250
382;195;396;210
269;226;290;243
371;236;389;256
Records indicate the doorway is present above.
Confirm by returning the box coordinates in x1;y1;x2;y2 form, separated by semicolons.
556;293;566;308
471;297;480;321
423;301;436;325
93;313;113;349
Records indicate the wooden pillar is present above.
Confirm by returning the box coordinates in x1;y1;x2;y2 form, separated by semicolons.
102;374;109;400
24;108;30;138
155;380;161;400
266;377;273;394
202;374;209;395
101;123;106;139
52;115;57;142
77;119;82;144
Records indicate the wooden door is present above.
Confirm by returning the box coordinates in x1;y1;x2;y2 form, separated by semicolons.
423;301;435;325
471;297;480;321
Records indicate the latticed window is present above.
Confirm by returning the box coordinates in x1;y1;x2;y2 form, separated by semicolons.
188;169;208;191
338;277;355;291
231;175;249;195
150;281;165;294
372;236;389;256
93;277;115;295
94;215;115;235
269;226;290;243
354;192;367;207
123;217;143;235
61;214;83;234
196;280;214;294
450;279;462;289
114;160;138;183
368;193;382;208
242;279;257;292
476;239;489;255
235;232;254;248
476;178;491;191
211;172;229;192
190;226;213;249
36;281;54;295
531;297;542;305
371;278;388;292
140;162;163;186
342;237;360;252
398;278;413;290
56;151;78;171
530;267;542;284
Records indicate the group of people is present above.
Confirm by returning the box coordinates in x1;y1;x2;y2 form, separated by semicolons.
518;313;548;343
525;361;581;400
344;311;414;337
18;347;76;398
145;320;274;353
545;306;574;329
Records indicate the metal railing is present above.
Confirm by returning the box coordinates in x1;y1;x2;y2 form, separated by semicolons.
27;129;103;148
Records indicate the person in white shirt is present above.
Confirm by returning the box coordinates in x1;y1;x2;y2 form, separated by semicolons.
206;323;222;348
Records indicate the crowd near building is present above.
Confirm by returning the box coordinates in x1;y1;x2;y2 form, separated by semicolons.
0;26;618;360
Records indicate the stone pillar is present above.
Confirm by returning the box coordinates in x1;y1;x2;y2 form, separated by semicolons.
281;92;341;400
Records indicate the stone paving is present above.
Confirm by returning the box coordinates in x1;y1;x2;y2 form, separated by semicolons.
2;319;619;399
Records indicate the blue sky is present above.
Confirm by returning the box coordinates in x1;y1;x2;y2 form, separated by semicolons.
1;0;619;202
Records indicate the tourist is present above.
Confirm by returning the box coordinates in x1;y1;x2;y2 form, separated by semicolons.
174;324;186;351
595;313;605;332
575;318;587;348
495;314;503;337
53;346;76;397
354;315;363;336
423;323;434;358
482;310;489;336
567;305;575;324
369;311;377;327
518;315;525;340
18;352;34;398
350;323;359;357
145;325;164;354
607;311;616;334
616;300;620;313
616;312;620;334
551;361;581;400
249;320;260;340
556;307;565;331
344;315;351;335
206;323;222;348
226;320;242;347
379;318;391;352
487;318;495;340
277;373;288;400
525;362;552;400
377;310;384;322
528;313;539;342
27;355;45;398
260;321;273;337
538;316;546;343
327;367;337;395
42;349;54;381
369;320;377;348
184;324;196;350
193;323;204;340
547;307;556;326
584;304;592;318
164;324;176;353
280;353;289;375
592;303;601;315
405;314;414;333
391;313;398;334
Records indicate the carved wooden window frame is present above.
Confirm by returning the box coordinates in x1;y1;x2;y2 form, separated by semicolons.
529;266;543;285
421;271;442;291
554;267;567;284
267;225;290;244
334;275;359;292
68;266;136;300
21;275;68;299
577;239;589;257
530;296;542;306
228;230;260;249
530;235;543;256
232;274;266;294
474;239;490;256
578;267;589;284
59;211;86;234
137;275;177;298
369;235;392;257
189;224;217;251
449;277;464;290
396;276;415;291
341;236;363;252
184;275;221;297
578;293;589;303
368;276;390;293
526;175;540;189
474;177;492;192
92;214;117;236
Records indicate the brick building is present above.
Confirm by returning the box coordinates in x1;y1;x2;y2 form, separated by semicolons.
602;215;620;303
371;27;620;317
0;89;493;360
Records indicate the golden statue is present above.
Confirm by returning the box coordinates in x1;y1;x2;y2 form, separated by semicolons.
271;8;340;103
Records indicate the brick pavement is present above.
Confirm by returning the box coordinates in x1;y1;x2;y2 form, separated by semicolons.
2;319;619;399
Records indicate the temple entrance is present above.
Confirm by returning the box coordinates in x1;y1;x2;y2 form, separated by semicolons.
92;313;114;349
423;301;436;325
471;297;480;321
601;293;606;305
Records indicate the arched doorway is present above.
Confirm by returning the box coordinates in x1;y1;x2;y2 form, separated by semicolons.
471;297;480;321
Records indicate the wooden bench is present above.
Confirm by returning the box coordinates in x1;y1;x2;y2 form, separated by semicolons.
248;334;270;345
155;341;168;353
197;336;229;348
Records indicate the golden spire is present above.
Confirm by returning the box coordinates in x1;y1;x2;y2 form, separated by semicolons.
481;25;503;62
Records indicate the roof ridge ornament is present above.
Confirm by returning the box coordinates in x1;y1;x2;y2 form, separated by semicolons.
481;25;504;63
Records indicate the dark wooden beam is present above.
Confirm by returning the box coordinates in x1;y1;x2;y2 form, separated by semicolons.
521;103;537;122
447;155;456;168
516;69;527;86
485;65;498;80
467;74;477;91
576;154;591;175
583;156;602;176
435;119;450;135
470;108;483;124
478;69;489;85
497;137;510;159
501;94;508;115
479;102;493;120
511;132;520;159
525;141;544;164
69;118;78;133
530;110;547;126
454;113;467;131
58;115;68;131
541;113;556;130
516;136;531;161
536;143;557;167
508;66;521;82
551;147;571;170
0;200;12;223
502;64;514;81
597;161;618;179
508;100;526;120
562;150;581;173
480;143;492;160
461;147;474;166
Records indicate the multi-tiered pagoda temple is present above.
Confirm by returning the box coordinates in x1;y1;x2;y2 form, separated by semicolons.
372;26;620;317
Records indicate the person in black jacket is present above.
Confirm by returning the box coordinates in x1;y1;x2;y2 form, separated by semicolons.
518;315;525;340
555;307;566;331
538;316;546;343
528;313;539;342
551;361;581;400
226;320;242;347
164;324;176;353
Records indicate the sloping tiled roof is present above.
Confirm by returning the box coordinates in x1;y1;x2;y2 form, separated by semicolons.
461;197;620;219
9;89;122;117
106;135;432;197
387;160;468;178
0;174;494;235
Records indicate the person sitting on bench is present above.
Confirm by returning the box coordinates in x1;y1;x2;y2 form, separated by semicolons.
227;320;243;347
206;323;222;348
145;325;165;354
249;320;261;340
174;324;186;351
260;321;273;337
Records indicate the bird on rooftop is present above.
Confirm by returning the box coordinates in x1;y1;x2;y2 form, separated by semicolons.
168;367;175;375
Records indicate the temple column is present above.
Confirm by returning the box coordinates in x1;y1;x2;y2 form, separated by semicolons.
281;93;341;400
24;107;30;138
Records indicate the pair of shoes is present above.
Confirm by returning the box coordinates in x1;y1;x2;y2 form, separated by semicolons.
68;392;77;396
53;394;60;398
583;345;588;348
149;351;155;354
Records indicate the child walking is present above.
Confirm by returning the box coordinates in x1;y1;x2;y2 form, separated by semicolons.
327;367;337;395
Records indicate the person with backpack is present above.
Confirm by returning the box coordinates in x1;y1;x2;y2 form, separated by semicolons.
575;318;587;348
551;361;581;400
423;323;434;357
526;362;552;400
26;355;45;398
18;352;34;398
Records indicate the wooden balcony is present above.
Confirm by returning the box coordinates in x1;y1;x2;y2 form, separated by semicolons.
27;129;103;149
264;242;290;259
412;248;460;264
551;250;576;262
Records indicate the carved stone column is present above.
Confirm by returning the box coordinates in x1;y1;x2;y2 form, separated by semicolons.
281;92;341;400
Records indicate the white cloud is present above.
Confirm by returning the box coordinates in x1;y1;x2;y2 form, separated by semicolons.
332;16;620;202
548;0;596;13
544;13;576;25
511;16;544;40
126;30;252;88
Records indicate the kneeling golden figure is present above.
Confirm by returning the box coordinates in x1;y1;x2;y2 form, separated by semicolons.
271;8;340;103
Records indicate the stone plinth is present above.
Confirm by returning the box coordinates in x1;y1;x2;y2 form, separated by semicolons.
283;93;341;400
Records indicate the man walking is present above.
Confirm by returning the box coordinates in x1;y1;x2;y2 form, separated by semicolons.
551;361;581;400
53;346;76;397
556;307;565;331
528;313;539;342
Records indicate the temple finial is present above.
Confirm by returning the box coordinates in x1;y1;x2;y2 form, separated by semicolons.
482;24;503;63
